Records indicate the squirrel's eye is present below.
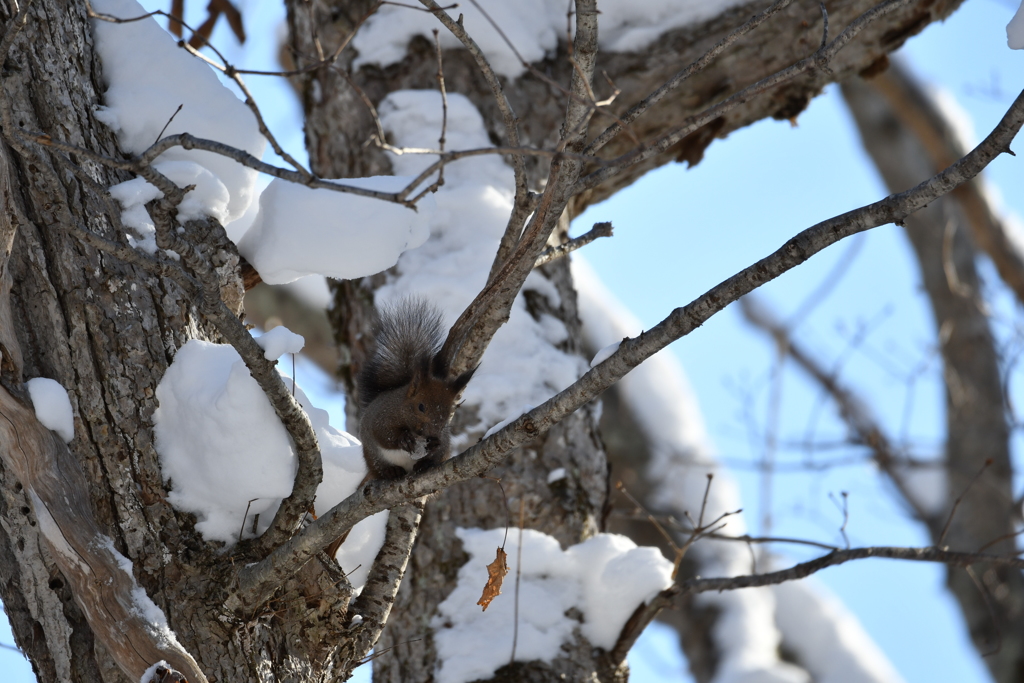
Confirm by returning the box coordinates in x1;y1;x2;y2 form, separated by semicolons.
418;403;426;412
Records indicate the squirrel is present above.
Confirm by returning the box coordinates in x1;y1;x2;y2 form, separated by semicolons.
357;299;475;480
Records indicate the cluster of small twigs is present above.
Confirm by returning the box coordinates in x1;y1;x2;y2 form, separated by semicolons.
3;0;1024;680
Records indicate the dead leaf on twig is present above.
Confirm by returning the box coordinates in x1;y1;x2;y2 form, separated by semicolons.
477;547;509;611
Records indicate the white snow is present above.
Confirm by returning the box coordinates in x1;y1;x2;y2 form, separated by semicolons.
773;579;906;683
153;336;385;588
139;661;168;683
483;404;534;439
547;467;567;483
26;377;75;443
256;326;306;360
332;510;389;591
433;528;672;683
91;0;266;251
574;260;809;683
236;176;432;284
1009;0;1024;49
590;340;621;368
374;90;588;442
352;0;746;79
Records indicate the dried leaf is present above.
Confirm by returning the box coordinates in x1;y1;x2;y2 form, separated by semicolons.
476;547;509;611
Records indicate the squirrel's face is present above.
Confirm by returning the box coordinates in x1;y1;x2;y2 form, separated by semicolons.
403;375;458;434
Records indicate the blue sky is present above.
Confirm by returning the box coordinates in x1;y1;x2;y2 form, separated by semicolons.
3;1;1023;682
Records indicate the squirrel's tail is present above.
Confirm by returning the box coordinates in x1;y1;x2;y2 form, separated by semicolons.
358;298;446;404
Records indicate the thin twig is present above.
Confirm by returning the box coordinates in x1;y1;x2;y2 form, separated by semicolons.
533;221;613;268
232;84;1024;608
829;491;850;549
680;546;1024;598
938;458;993;547
154;104;184;145
510;498;525;666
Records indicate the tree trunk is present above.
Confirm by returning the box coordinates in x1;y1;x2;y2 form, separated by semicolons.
1;3;358;682
0;0;987;681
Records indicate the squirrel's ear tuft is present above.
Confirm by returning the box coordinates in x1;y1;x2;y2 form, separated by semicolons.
406;356;431;397
431;353;449;380
450;366;476;394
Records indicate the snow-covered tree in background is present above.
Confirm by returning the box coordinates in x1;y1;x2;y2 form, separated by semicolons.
0;0;1023;682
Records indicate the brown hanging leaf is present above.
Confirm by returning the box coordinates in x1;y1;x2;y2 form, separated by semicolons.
477;547;509;611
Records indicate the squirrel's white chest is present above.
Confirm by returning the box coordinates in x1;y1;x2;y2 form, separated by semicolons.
379;440;428;471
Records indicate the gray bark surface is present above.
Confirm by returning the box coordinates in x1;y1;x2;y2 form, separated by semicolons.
0;3;357;682
0;0;994;682
283;0;968;681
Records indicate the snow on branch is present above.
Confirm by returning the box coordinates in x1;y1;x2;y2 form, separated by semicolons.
234;80;1024;610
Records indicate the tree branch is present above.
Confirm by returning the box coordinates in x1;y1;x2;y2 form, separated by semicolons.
231;82;1024;611
337;499;425;677
574;0;916;196
583;0;797;156
681;545;1024;595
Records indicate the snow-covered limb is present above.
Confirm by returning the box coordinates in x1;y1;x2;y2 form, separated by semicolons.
575;0;917;196
146;200;326;552
233;83;1024;611
583;0;796;156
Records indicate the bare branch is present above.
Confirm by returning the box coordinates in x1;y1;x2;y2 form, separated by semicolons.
337;499;425;677
230;83;1024;609
533;221;613;268
681;545;1024;595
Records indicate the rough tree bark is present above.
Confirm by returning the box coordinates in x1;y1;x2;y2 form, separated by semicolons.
283;0;968;680
0;2;359;682
0;0;996;682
